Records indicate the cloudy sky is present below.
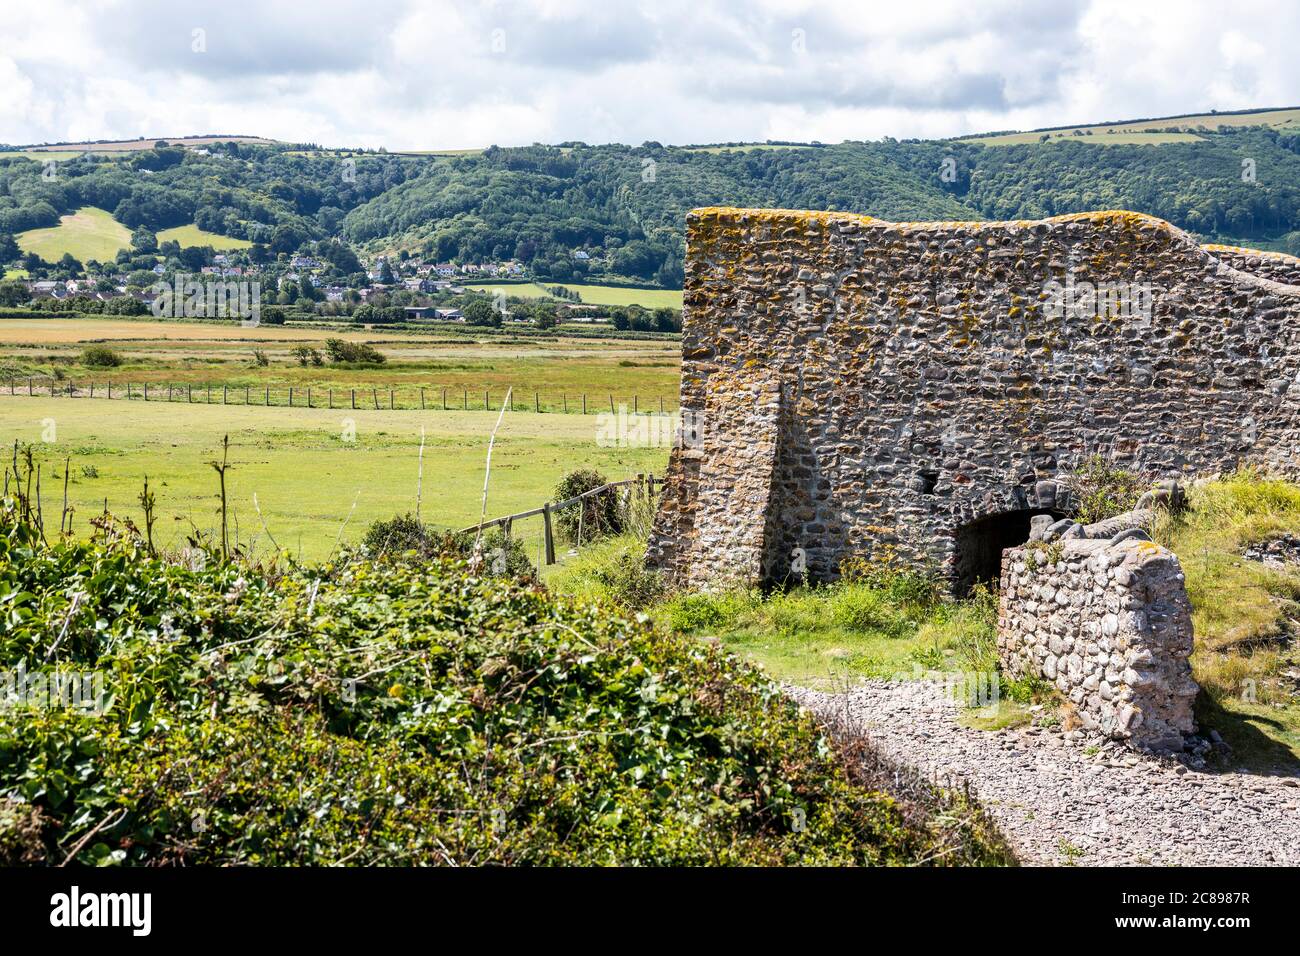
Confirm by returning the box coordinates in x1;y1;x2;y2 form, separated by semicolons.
1;0;1296;149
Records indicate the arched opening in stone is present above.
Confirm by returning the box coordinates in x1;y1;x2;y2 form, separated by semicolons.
952;510;1062;597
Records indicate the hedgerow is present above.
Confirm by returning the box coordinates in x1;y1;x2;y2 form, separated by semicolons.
0;503;1012;866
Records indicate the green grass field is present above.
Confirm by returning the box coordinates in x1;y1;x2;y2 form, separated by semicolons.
16;206;131;262
463;281;683;309
156;224;252;250
0;396;670;562
967;131;1204;147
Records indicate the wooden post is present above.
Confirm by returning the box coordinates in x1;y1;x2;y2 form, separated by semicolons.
144;383;149;401
127;383;132;400
660;397;664;414
542;502;556;566
89;382;93;399
28;377;33;396
582;393;587;415
372;388;378;410
420;388;425;410
307;387;312;408
389;389;394;410
484;389;489;409
206;384;211;403
186;385;191;403
107;382;112;399
609;394;615;414
223;385;228;404
648;474;656;498
442;387;447;410
351;389;356;410
265;386;270;406
534;391;539;413
462;387;468;409
329;388;334;409
289;387;294;407
245;385;250;404
563;394;568;413
633;395;638;414
168;384;172;401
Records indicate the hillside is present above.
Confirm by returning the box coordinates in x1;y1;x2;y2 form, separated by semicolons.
3;111;1300;284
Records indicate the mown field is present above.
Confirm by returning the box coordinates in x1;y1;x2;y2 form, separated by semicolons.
15;206;131;262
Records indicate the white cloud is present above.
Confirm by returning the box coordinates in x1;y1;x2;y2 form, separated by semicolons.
0;0;1296;148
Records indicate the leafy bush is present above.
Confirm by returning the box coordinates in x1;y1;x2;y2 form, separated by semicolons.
324;338;386;365
80;345;122;368
829;585;908;636
552;469;623;543
0;503;1012;866
362;513;535;582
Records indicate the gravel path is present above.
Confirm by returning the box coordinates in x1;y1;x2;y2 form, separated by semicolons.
790;680;1300;866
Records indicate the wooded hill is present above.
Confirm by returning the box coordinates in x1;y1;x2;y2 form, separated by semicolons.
4;116;1300;289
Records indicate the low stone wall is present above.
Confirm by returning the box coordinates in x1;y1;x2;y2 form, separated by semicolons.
997;536;1198;752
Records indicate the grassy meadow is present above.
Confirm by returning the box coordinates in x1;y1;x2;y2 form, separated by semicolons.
156;223;252;250
0;396;669;562
463;280;684;310
16;206;131;262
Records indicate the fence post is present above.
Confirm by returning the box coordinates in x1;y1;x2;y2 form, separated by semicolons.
265;386;270;406
542;502;556;566
648;473;656;498
563;393;567;413
420;388;425;410
289;387;294;407
89;382;93;399
609;393;614;414
351;389;356;410
307;387;312;408
582;393;586;415
442;387;447;410
223;385;228;404
372;388;378;410
28;377;33;396
206;384;211;404
659;397;664;414
389;389;394;410
329;388;334;409
633;395;638;414
245;385;250;404
463;387;467;409
484;389;489;409
534;391;539;413
145;383;150;401
107;382;112;400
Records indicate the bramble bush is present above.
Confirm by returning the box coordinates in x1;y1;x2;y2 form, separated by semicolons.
0;501;1012;866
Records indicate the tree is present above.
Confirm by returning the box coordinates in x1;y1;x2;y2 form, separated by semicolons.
532;301;558;329
0;234;18;263
0;281;29;307
132;227;158;254
462;298;498;326
378;260;396;285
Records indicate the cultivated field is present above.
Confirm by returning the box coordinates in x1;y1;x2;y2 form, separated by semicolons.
16;206;131;262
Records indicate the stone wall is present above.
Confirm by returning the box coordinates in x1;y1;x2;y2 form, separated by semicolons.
648;207;1300;591
997;535;1197;752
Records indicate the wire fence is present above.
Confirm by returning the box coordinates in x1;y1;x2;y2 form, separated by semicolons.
464;473;662;569
2;378;677;415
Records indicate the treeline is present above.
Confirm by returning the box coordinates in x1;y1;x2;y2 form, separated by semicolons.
4;125;1300;291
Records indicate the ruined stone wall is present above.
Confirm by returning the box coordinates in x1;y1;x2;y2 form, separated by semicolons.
997;536;1197;752
648;207;1300;591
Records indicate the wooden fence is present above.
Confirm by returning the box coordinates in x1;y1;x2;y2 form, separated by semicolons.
460;473;661;566
4;378;674;415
